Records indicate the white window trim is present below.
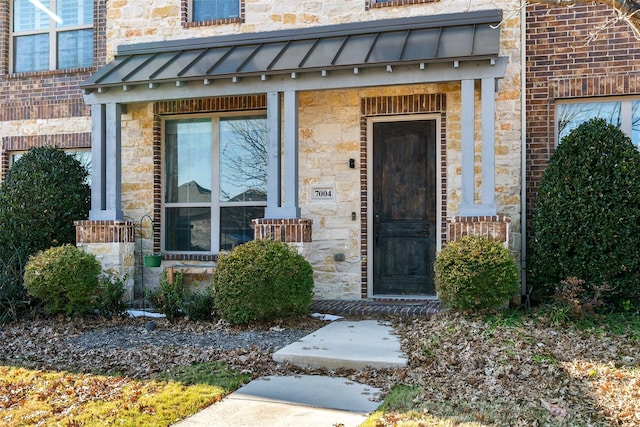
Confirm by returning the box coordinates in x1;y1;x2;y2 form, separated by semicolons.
10;0;94;73
161;111;267;255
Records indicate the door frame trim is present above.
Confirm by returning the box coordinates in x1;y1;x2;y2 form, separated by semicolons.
366;114;442;299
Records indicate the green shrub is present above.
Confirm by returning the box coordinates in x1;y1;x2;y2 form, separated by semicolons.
529;118;640;308
0;147;90;320
96;271;129;318
0;147;90;256
211;239;314;324
180;288;215;322
145;271;186;321
434;235;519;311
23;245;101;316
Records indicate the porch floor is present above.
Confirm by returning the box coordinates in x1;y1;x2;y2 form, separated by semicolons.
310;299;442;318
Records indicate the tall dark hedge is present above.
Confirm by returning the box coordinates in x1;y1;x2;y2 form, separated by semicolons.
529;118;640;307
0;146;90;321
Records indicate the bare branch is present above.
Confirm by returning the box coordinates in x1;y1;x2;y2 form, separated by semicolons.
530;0;640;38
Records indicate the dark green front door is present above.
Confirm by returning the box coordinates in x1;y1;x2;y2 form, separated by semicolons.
372;120;437;296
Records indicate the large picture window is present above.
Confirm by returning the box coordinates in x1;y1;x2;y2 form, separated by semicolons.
163;114;267;253
192;0;240;22
557;98;640;148
12;0;93;73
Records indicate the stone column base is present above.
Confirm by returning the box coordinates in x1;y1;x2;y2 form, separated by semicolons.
74;220;136;301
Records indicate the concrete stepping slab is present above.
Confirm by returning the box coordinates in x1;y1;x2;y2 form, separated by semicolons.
172;375;383;427
273;320;408;370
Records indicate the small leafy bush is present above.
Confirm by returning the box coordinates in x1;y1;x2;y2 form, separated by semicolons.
434;235;519;311
529;118;640;308
23;245;101;316
146;271;186;321
211;239;314;324
96;271;129;318
181;288;215;322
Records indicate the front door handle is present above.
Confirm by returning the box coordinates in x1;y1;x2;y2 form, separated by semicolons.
374;214;381;244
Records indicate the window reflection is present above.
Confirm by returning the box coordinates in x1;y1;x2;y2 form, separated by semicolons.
193;0;239;21
165;119;212;204
557;101;621;143
165;207;211;252
220;206;265;251
219;117;267;202
558;99;640;148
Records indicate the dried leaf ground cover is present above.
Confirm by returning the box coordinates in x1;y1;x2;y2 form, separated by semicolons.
374;310;640;426
0;310;638;426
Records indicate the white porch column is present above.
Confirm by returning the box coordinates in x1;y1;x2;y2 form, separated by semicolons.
460;79;475;214
264;90;300;219
459;78;497;216
282;90;300;218
264;91;282;218
89;103;123;220
480;77;497;213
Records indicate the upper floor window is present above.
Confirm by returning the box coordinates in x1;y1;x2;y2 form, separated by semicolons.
557;98;640;148
12;0;93;73
192;0;239;22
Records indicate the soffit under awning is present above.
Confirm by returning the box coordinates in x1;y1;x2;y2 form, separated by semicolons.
81;9;505;103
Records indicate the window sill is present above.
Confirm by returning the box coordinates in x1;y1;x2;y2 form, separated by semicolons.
7;66;98;79
162;253;219;262
183;17;243;28
368;0;439;9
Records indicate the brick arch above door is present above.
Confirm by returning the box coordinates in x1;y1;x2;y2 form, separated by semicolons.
359;93;447;298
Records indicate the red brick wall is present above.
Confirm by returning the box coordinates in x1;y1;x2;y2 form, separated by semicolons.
525;3;640;244
0;0;107;178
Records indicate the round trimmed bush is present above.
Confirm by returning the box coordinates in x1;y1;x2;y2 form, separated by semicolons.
211;239;314;324
434;235;519;311
529;118;640;307
24;245;101;316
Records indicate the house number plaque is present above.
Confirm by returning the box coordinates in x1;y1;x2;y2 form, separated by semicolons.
310;186;335;201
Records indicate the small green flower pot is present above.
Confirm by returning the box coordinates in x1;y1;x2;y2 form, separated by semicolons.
144;255;162;268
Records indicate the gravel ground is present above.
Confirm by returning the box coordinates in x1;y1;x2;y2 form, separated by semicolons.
64;322;313;352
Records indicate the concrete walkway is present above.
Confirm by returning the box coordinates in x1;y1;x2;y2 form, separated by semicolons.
273;319;408;370
172;319;407;427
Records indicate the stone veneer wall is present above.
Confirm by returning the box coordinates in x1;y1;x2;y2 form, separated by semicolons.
103;0;518;59
107;0;522;300
74;220;136;299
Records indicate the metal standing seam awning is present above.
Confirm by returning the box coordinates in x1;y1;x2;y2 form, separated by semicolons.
84;9;508;223
81;9;505;100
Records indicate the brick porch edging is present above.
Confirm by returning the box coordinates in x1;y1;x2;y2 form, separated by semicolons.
311;299;442;317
